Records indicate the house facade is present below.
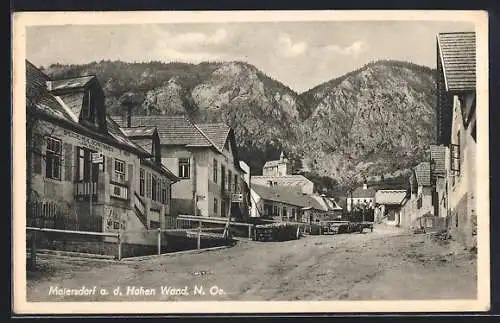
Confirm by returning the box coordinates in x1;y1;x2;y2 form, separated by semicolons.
112;115;249;219
346;183;376;212
26;61;178;244
374;190;408;226
437;32;477;248
252;152;314;194
249;182;335;223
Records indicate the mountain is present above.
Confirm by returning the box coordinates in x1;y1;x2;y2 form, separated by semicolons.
298;60;437;186
41;59;437;191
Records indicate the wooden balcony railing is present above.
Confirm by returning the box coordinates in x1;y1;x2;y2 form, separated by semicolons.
110;180;129;200
74;181;98;200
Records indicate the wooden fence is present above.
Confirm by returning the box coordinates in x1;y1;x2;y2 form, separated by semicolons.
27;200;103;232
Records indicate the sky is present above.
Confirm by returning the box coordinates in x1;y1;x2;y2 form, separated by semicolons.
26;20;475;93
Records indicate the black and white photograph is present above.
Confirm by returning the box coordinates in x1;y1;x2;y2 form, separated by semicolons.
12;10;489;314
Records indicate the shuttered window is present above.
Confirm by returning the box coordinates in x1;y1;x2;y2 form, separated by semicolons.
161;180;168;204
151;175;158;201
46;137;62;180
213;159;218;183
146;172;152;198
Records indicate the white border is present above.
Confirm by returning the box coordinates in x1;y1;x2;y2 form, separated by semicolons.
12;10;490;314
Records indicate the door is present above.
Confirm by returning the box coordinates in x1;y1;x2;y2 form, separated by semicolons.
76;146;101;182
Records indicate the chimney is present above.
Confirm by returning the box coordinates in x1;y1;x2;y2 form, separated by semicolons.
121;102;133;127
127;104;132;128
45;81;52;91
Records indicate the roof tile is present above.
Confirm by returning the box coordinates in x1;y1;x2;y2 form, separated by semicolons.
111;115;213;147
375;190;408;205
438;32;476;92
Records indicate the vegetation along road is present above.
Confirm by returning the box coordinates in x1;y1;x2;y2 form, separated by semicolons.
27;224;476;302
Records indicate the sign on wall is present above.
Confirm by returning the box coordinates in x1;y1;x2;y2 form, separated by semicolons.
92;152;104;163
63;129;114;153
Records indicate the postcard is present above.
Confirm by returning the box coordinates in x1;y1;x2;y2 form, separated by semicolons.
11;10;490;314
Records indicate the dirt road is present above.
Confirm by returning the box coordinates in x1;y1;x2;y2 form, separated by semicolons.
26;224;477;301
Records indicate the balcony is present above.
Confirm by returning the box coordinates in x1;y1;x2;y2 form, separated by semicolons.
74;181;98;201
110;180;129;200
74;177;129;202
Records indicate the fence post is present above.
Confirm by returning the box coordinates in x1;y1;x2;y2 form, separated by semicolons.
197;221;201;250
30;230;37;269
117;231;122;261
157;228;161;255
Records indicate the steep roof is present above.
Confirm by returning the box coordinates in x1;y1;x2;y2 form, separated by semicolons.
120;126;157;138
351;186;376;199
110;115;213;148
375;190;408;205
252;184;325;211
50;75;95;91
263;160;281;168
430;145;447;176
252;175;312;186
26;60;150;157
414;162;431;187
110;115;245;173
196;123;231;152
437;32;476;92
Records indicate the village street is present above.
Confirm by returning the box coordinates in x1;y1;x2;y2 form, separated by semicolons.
27;225;477;302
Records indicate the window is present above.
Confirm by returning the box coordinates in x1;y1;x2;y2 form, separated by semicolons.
114;159;126;182
417;196;423;209
178;158;190;179
151;175;158;201
161;180;168;204
157;179;162;202
221;165;226;190
221;199;226;217
146;172;152;198
139;168;145;196
228;170;232;192
214;197;218;216
234;174;238;192
46;137;62;180
282;207;287;218
273;205;279;216
213;159;218;183
292;208;296;220
76;147;99;182
149;220;160;229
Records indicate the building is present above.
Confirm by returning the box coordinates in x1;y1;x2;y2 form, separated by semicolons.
26;60;178;243
251;152;315;194
249;183;336;223
374;190;408;226
346;182;376;212
437;31;477;248
111;114;249;219
429;144;449;219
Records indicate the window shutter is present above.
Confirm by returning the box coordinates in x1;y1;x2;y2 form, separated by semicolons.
64;143;73;182
107;157;113;177
450;144;460;174
146;172;152;198
33;136;43;175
